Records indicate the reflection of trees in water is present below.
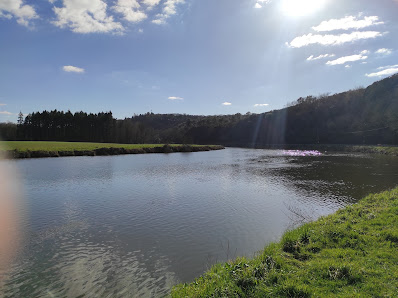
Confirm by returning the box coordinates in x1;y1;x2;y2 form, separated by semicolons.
249;153;398;204
24;156;115;185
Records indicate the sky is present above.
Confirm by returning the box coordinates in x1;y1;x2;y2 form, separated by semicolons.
1;0;398;121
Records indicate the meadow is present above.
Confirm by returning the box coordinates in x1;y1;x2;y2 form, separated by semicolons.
0;141;180;151
0;141;224;158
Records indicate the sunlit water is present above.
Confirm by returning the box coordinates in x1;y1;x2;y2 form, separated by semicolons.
1;148;398;297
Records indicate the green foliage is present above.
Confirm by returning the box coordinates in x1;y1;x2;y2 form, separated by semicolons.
0;122;17;140
171;187;398;297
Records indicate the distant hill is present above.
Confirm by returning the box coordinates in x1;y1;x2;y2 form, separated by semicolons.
1;74;398;146
157;73;398;146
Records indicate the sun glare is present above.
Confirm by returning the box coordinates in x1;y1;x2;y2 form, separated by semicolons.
281;0;327;17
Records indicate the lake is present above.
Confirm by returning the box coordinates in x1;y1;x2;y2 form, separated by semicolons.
1;148;398;297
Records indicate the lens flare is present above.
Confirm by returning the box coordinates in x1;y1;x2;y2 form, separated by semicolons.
0;146;23;281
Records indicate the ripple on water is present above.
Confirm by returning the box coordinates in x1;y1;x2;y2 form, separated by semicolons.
2;149;398;296
3;225;178;297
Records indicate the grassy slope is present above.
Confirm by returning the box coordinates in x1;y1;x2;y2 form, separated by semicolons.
328;145;398;156
358;145;398;156
0;141;201;152
253;144;398;156
172;187;398;297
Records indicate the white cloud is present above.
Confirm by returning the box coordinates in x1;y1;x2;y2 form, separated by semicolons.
366;67;398;77
63;65;85;73
222;102;232;106
254;1;272;9
345;65;351;68
168;96;183;100
0;11;12;19
313;15;384;32
254;104;269;107
142;0;161;9
138;28;143;33
0;111;13;115
307;53;335;61
326;51;368;66
53;0;124;34
152;0;184;25
113;0;147;23
289;31;383;48
152;19;163;25
377;64;398;70
375;48;392;55
0;0;38;27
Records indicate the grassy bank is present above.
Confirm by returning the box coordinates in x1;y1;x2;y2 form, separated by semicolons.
172;187;398;297
347;145;398;156
307;144;398;156
0;141;224;159
245;144;398;156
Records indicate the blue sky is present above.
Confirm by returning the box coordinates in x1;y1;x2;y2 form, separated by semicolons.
1;0;397;121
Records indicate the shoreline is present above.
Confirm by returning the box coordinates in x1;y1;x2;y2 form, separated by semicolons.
172;187;398;296
3;144;225;159
224;144;398;156
3;142;398;159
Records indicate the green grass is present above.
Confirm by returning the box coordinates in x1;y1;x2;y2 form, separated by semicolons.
342;145;398;156
365;145;398;155
0;141;224;158
0;141;191;152
172;187;398;297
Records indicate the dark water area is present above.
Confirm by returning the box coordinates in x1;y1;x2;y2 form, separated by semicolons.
1;148;397;297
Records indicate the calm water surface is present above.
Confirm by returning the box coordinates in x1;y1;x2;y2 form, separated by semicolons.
1;148;398;297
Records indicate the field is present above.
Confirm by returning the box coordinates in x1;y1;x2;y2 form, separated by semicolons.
0;141;183;152
0;141;224;158
172;187;398;297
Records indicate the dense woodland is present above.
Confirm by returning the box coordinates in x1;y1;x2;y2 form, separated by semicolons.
1;74;398;146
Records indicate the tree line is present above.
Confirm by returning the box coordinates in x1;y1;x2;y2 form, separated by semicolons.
1;74;398;146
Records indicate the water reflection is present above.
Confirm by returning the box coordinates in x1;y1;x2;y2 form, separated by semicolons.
18;156;114;187
3;208;177;297
1;149;398;296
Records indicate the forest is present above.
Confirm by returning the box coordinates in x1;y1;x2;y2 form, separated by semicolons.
1;74;398;146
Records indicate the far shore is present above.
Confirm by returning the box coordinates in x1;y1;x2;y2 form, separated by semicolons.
224;144;398;156
2;141;398;159
0;141;225;159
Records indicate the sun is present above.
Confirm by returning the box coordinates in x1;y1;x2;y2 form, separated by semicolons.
280;0;328;17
